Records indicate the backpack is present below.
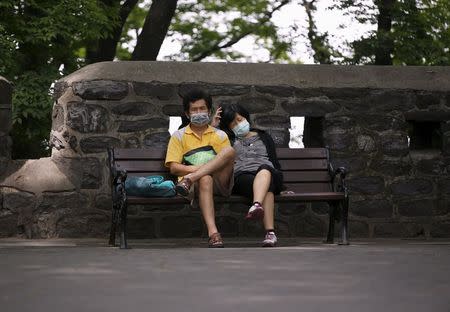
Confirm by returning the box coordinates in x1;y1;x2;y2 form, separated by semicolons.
125;175;176;197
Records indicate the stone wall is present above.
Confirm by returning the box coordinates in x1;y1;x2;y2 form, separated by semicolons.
1;62;449;239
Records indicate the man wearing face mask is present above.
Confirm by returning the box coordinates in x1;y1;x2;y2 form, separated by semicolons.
165;88;235;248
217;104;283;247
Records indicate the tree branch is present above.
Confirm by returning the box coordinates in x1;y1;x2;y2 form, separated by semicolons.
191;0;291;62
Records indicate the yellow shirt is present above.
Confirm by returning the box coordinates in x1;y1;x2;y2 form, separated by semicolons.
165;125;231;167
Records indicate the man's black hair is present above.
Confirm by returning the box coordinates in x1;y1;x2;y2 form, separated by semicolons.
182;88;212;112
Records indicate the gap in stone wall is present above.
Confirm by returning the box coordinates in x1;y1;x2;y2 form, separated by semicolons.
407;120;442;150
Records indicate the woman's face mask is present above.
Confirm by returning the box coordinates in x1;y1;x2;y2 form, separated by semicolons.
232;119;250;138
190;112;210;126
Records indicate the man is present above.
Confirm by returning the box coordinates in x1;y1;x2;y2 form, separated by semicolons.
165;88;235;248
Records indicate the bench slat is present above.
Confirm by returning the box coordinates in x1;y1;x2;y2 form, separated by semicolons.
116;160;166;172
276;147;327;159
114;148;166;160
279;159;328;170
283;182;332;193
282;171;331;182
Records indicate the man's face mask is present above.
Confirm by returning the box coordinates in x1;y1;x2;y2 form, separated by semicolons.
232;119;250;138
190;112;210;126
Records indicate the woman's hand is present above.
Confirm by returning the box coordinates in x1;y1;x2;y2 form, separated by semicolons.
210;106;222;128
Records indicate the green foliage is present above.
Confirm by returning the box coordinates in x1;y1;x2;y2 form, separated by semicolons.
165;0;294;62
0;0;118;158
335;0;450;65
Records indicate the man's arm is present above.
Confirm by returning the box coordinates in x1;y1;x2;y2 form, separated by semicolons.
168;162;200;177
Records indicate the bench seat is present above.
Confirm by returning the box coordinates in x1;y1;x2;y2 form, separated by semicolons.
108;147;349;248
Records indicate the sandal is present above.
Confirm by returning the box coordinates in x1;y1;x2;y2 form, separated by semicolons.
208;232;224;248
175;177;192;196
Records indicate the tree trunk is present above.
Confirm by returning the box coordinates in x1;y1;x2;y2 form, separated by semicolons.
131;0;178;61
375;0;395;65
85;0;139;64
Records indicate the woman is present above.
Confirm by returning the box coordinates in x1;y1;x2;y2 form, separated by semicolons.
216;104;283;247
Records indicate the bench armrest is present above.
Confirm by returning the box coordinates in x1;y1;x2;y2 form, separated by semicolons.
111;169;127;210
330;166;348;194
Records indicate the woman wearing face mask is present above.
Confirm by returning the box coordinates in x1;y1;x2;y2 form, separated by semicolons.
217;104;283;247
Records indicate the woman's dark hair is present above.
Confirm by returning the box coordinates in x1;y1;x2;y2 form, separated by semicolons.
182;88;212;113
219;104;251;130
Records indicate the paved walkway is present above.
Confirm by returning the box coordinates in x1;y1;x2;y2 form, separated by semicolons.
0;238;449;312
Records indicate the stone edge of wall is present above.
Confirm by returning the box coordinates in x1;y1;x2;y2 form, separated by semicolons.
59;61;450;92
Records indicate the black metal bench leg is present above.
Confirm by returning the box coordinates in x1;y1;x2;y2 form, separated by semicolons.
338;198;349;245
108;208;118;246
119;203;130;249
326;202;337;244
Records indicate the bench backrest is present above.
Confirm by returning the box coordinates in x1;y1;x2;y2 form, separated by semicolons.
110;147;332;193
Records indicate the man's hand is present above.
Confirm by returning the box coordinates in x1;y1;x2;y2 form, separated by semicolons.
210;106;222;128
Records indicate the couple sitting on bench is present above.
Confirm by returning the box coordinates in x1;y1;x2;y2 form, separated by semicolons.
165;88;283;248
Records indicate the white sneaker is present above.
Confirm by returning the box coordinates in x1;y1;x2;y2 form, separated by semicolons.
262;231;277;247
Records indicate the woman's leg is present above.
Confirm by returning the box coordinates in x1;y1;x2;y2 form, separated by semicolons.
252;169;271;204
262;191;275;230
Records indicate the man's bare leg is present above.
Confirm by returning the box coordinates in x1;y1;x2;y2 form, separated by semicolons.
197;175;218;236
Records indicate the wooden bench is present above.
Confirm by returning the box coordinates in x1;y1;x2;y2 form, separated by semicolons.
108;147;349;249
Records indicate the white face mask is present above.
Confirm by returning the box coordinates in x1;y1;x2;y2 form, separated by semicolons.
232;120;250;138
190;112;210;126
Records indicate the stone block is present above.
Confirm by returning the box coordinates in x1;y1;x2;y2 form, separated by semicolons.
323;128;353;151
162;104;184;116
94;194;111;211
356;135;377;152
390;179;433;196
179;83;250;97
237;95;275;113
133;82;176;99
118;118;168;132
329;155;366;173
438;179;450;196
434;199;450;216
73;80;129;100
281;96;339;117
51;105;64;131
38;192;88;213
414;91;442;109
397;199;434;217
3;190;35;214
0;214;17;237
0;136;11;158
444;133;450;156
255;85;295;97
370;156;412;177
365;90;415;112
430;222;450;238
160;216;203;237
67;102;108;133
380;132;409;157
347;176;385;195
405;110;450;121
348;221;369;237
373;223;402;237
294;214;326;237
278;202;307;216
143;132;170;148
80;158;102;189
127;217;156;238
351;199;392;218
52;81;69;100
56;213;109;238
254;115;290;129
125;136;141;148
266;129;290;147
415;158;445;175
79;136;121;154
62;131;78;151
111;101;153;116
0;105;12;134
324;115;355;130
357;114;406;132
